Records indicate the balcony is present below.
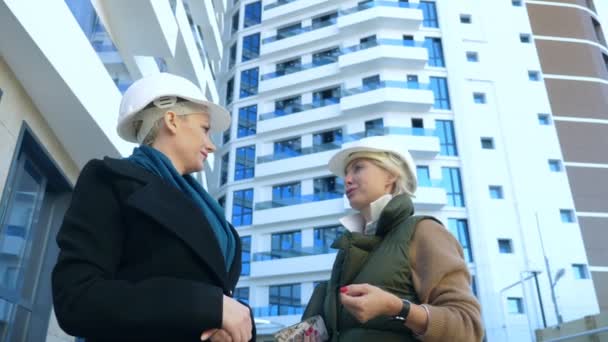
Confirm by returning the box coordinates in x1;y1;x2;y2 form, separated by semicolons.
256;144;339;178
259;58;340;93
347;127;440;159
254;245;336;261
338;1;423;34
413;181;448;210
261;19;338;56
263;0;326;22
257;99;341;134
253;196;344;225
339;39;428;73
250;252;336;278
340;81;434;114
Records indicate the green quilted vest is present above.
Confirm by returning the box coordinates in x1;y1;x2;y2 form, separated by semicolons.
303;194;440;342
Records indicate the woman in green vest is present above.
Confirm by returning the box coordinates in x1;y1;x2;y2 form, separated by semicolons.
302;135;483;341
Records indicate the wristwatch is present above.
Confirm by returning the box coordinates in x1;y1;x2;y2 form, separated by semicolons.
392;299;412;321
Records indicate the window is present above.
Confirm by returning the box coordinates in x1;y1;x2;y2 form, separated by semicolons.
277;22;302;40
274;137;301;158
407;75;419;89
430;77;451;109
425;37;445;67
235;287;250;304
235;145;255;180
471;276;478;297
314;225;344;251
507;297;524;314
218;196;226;209
560;209;575;223
360;35;377;48
466;51;479;62
242;33;260;61
229;43;237;69
244;1;262;28
273;182;301;204
416;166;431;187
363;75;381;90
538;113;551;125
313;129;343;151
221;153;229;185
313;86;340;106
481;137;495;149
436;120;458;156
312;12;337;29
232;189;253;226
313;176;344;200
520;33;531;43
489;185;504;199
276;58;301;76
548;159;562;172
237;105;257;138
512;0;522;6
223;128;231;144
232;11;239;34
460;14;472;24
241;236;251;275
528;71;541;81
313;47;340;66
473;92;486;104
239;67;259;98
271;231;301;259
412;118;424;135
365;118;384;137
573;264;590;279
403;35;415;47
226;77;234;104
275;96;302;116
592;17;607;46
498;239;513;254
447;219;473;263
420;1;439;28
443;167;465;207
269;284;301;316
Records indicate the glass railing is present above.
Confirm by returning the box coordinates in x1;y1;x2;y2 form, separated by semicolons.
342;80;430;97
259;97;340;121
340;0;418;16
261;56;338;81
263;18;336;44
253;245;336;261
253;305;305;317
257;126;436;163
417;179;445;188
255;191;344;210
264;0;299;11
342;38;425;54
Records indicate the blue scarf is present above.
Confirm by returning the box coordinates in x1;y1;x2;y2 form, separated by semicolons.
127;145;235;271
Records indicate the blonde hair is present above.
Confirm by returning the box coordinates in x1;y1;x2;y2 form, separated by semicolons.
345;151;416;196
132;102;209;145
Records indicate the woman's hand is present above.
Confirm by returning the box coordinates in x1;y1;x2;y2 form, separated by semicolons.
200;328;233;342
339;284;402;323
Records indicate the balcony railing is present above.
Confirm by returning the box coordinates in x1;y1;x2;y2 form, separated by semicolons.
339;0;418;16
257;126;436;164
261;56;338;80
342;80;430;97
342;38;425;53
259;97;340;121
253;245;336;261
262;18;336;44
263;0;299;11
253;305;305;317
255;192;344;210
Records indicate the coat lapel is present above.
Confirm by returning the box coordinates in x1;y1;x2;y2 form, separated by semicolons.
103;157;230;288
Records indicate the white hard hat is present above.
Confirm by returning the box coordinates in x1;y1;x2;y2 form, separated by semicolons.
117;72;231;143
328;135;418;195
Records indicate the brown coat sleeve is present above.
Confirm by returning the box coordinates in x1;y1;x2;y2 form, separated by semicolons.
409;219;484;342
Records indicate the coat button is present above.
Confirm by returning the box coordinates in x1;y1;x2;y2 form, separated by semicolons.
229;290;233;296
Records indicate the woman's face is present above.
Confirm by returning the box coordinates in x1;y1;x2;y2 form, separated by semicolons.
344;158;396;211
172;112;216;174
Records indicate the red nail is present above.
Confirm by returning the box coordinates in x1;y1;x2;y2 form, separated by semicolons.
340;286;348;293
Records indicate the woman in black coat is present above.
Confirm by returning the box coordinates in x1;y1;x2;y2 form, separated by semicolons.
52;73;253;342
